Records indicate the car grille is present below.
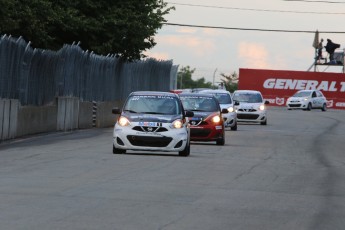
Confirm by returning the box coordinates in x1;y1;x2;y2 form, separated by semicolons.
238;108;257;112
237;114;259;120
127;135;172;147
191;128;211;137
288;104;301;107
132;126;168;132
189;120;208;126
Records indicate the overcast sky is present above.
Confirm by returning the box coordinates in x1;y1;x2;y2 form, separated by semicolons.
144;0;345;85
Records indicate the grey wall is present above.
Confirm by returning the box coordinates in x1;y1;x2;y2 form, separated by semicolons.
1;97;120;142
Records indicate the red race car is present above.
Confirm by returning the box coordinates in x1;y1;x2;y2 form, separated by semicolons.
179;93;228;145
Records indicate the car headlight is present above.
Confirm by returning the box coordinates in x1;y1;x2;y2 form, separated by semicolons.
304;97;309;101
118;116;131;126
227;106;234;113
259;105;265;111
172;119;183;129
212;115;221;123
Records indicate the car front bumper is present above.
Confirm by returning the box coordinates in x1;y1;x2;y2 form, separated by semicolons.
113;123;189;152
236;110;267;123
190;124;224;142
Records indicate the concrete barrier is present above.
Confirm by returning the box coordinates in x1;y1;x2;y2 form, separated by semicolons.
0;98;124;141
79;101;93;129
95;100;122;128
16;105;57;137
57;97;79;131
0;99;19;141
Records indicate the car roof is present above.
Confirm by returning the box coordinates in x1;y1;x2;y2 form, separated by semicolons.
130;91;178;97
199;89;231;94
179;92;216;98
234;90;262;94
296;90;315;92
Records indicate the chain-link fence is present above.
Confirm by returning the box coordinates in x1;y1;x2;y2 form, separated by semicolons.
0;35;177;106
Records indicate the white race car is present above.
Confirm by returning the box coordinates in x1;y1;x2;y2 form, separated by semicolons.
286;90;327;111
199;89;238;130
112;91;194;156
232;90;269;125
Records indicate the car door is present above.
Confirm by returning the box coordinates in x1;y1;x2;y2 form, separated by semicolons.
311;91;319;108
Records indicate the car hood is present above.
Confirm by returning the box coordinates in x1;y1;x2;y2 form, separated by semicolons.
235;102;263;110
189;111;219;120
122;112;182;123
219;103;232;109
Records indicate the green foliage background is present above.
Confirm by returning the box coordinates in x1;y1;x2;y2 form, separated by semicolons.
0;0;174;60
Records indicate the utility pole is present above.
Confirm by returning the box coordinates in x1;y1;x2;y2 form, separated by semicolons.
212;68;217;88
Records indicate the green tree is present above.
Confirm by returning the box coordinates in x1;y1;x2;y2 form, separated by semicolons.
220;71;238;92
177;66;213;89
0;0;174;61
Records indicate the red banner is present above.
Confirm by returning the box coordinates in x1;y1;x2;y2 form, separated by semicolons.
238;68;345;109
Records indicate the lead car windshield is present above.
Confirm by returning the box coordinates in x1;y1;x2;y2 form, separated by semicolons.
123;95;181;115
293;91;311;97
233;93;263;103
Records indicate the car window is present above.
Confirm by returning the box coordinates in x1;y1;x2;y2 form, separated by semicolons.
213;93;232;104
233;92;262;103
293;91;310;97
312;91;317;98
180;95;218;112
124;95;180;115
316;91;323;97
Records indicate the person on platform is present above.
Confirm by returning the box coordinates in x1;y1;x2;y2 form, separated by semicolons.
325;39;340;63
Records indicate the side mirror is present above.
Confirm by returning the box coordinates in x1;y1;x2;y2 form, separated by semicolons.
112;107;121;114
234;101;240;106
185;110;194;117
221;108;229;114
264;100;270;105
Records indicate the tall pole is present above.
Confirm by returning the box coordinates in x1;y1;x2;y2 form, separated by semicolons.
213;68;217;88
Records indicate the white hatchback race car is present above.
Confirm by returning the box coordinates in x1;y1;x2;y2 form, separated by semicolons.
199;89;237;130
232;90;269;125
286;90;327;111
112;91;194;156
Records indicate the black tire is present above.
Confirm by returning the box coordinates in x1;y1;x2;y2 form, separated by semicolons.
307;103;312;111
321;103;327;112
261;119;267;125
231;122;237;131
216;137;225;145
113;145;126;154
179;141;190;157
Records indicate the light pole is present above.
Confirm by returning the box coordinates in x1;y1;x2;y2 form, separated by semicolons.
212;68;217;89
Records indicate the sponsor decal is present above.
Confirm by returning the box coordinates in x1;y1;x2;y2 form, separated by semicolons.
136;132;162;136
263;78;345;92
276;97;285;105
139;121;161;126
327;100;334;107
335;102;345;107
266;98;276;104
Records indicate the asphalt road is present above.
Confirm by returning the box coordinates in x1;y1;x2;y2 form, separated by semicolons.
0;107;344;230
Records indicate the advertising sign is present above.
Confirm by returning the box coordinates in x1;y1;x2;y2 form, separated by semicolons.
238;68;345;109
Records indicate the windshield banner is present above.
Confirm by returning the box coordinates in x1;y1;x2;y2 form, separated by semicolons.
239;68;345;109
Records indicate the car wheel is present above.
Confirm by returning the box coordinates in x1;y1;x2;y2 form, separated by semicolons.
307;103;312;111
321;103;327;112
216;137;225;145
113;145;126;154
261;120;267;125
179;141;190;157
231;122;237;131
